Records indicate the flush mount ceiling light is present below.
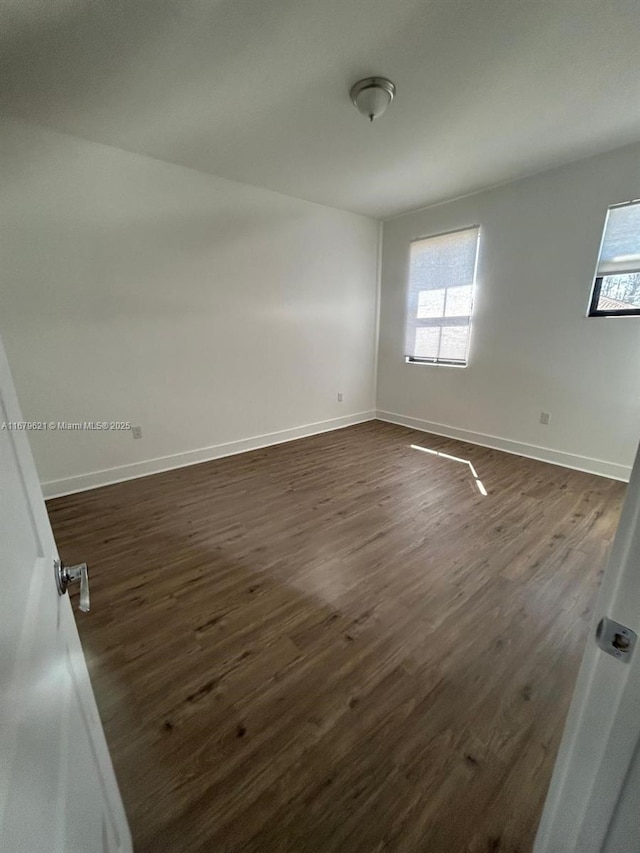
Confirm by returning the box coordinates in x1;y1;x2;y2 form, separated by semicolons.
350;77;396;122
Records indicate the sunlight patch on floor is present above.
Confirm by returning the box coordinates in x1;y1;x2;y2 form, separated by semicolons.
410;444;488;496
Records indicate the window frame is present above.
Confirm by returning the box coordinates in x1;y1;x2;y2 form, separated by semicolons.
588;276;640;318
404;225;480;368
588;200;640;318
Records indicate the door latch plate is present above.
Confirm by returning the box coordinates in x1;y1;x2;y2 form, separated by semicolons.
596;617;636;663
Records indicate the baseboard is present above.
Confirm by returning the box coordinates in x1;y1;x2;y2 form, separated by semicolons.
376;410;632;482
42;411;377;499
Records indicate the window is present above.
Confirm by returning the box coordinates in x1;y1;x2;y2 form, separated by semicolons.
589;201;640;317
405;226;480;366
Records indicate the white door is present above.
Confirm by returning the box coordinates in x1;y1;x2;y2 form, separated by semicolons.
535;441;640;852
0;336;132;852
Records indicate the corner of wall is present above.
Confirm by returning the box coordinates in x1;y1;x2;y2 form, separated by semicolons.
372;219;384;410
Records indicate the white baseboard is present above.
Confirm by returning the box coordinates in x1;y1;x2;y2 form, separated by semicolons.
376;410;631;482
42;411;377;499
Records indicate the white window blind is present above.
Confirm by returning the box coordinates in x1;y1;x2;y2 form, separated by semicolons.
597;201;640;276
405;226;480;365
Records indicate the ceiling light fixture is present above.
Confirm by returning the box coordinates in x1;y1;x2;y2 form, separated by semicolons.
350;77;396;122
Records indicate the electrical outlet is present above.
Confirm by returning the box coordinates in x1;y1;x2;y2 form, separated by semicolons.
540;412;551;425
337;392;343;402
132;425;143;439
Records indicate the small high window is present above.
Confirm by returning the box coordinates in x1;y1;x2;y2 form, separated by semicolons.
405;226;480;366
589;201;640;317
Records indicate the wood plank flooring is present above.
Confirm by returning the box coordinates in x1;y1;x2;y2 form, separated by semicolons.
47;421;626;853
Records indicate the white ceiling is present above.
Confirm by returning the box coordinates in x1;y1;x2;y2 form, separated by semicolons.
2;0;639;218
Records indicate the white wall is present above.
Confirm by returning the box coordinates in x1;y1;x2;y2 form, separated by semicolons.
377;143;640;480
0;120;379;496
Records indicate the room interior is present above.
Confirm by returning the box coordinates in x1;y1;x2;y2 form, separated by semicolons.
1;0;640;850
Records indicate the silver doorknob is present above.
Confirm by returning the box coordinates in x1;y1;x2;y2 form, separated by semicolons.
55;560;90;612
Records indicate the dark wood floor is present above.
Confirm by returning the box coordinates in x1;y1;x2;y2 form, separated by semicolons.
47;421;625;853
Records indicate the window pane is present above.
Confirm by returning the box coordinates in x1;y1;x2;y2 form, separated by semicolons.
414;326;441;359
417;288;445;318
439;325;470;362
444;284;473;317
596;273;640;312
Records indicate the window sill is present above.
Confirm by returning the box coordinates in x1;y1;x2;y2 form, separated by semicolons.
405;358;468;369
587;311;640;318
